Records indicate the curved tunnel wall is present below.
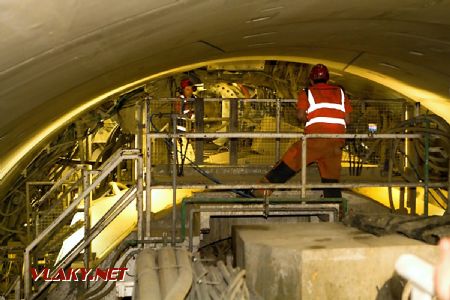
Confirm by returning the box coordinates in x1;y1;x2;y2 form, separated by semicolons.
1;0;450;187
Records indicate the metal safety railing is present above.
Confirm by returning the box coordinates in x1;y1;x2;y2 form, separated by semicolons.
144;97;450;244
146;97;412;165
147;131;448;188
25;166;82;243
23;149;144;300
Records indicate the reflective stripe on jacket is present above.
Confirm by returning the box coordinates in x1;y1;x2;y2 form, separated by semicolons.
305;88;346;128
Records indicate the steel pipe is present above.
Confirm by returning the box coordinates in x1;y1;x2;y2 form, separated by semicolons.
82;166;92;280
34;167;79;206
424;119;430;216
275;98;281;161
154;97;406;104
145;98;152;240
147;132;423;139
25;183;32;243
136;156;144;245
171;117;178;246
180;197;346;242
156;97;297;103
149;182;448;190
388;140;396;212
23;250;30;299
301;136;307;199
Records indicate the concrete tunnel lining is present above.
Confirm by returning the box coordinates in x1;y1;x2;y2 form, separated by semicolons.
1;0;450;186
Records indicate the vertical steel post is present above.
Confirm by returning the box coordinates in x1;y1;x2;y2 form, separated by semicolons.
229;99;238;165
424;118;430;216
77;123;86;166
86;134;92;162
24;250;30;299
301;135;307;199
399;187;406;212
136;155;144;247
25;183;31;243
116;164;121;183
14;277;20;300
194;98;204;164
145;97;152;240
135;101;144;151
402;101;408;169
408;103;418;215
35;213;39;238
132;102;143;184
82;167;91;274
171;116;178;246
135;101;145;246
388;140;395;212
404;103;410;214
415;102;421;117
275;99;281;161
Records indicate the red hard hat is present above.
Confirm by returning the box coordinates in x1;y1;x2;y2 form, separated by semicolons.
180;78;194;89
309;64;329;82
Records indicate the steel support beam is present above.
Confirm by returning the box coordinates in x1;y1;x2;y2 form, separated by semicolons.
229;99;238;165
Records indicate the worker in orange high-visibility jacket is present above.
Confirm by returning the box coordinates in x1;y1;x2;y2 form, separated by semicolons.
175;78;196;119
174;78;197;176
252;64;352;198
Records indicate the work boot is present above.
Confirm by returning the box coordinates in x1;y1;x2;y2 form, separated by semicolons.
252;161;297;197
251;177;271;198
321;178;342;198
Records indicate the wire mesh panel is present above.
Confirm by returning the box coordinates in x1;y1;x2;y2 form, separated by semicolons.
241;100;300;165
344;99;410;174
147;98;415;175
348;99;408;134
148;99;301;167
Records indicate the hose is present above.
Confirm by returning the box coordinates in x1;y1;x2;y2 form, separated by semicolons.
401;281;412;300
189;258;249;300
0;224;24;234
158;247;178;298
362;115;449;178
429;189;447;210
224;270;247;300
347;114;450;213
165;249;193;300
0;191;25;217
136;249;161;300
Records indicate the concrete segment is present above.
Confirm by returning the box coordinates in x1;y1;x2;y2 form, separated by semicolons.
233;223;438;300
